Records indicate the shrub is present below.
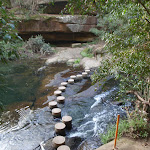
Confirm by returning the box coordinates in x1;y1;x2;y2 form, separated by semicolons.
100;113;150;144
24;35;53;55
81;47;93;58
40;43;53;55
100;119;129;144
74;58;80;64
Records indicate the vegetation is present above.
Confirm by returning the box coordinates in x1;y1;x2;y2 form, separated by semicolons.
101;111;150;144
24;35;54;56
74;58;81;64
81;47;94;58
0;0;22;63
66;0;150;140
67;0;150;112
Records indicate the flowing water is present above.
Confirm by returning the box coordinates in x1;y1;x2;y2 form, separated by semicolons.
0;59;128;150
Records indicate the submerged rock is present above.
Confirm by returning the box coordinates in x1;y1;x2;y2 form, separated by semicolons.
78;137;102;150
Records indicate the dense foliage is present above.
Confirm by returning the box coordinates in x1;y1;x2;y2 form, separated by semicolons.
66;0;150;114
0;0;22;63
101;112;150;144
24;35;54;55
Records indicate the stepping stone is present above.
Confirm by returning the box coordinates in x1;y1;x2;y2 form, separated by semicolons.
62;116;72;129
54;90;62;96
57;145;70;150
76;74;82;80
58;86;66;92
57;96;65;104
82;72;88;78
52;136;65;148
48;101;57;109
61;82;68;87
85;69;90;74
70;75;76;80
68;79;74;84
55;122;66;135
52;108;61;118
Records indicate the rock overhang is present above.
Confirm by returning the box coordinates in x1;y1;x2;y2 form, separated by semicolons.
16;15;97;42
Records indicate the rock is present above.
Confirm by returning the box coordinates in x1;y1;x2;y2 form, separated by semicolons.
40;0;68;14
46;47;83;65
62;116;72;129
72;43;82;48
37;66;46;72
80;57;101;69
61;82;68;87
52;108;61;118
112;101;124;106
44;137;83;150
54;90;62;96
68;79;74;84
57;96;65;104
67;59;76;64
76;74;83;81
57;145;70;150
55;122;66;136
70;75;76;80
73;64;80;68
58;86;66;92
16;15;97;42
49;101;58;109
96;137;150;150
82;72;88;78
78;137;102;150
52;136;65;148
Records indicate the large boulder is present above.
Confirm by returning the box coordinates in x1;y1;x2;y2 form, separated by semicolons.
17;15;97;42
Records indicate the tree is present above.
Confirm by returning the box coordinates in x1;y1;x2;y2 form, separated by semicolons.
0;0;22;63
66;0;150;113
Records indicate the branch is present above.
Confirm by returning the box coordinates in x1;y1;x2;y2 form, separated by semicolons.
127;91;150;106
138;0;150;16
145;18;150;24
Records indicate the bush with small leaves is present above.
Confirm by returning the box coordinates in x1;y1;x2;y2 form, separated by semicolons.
24;35;54;55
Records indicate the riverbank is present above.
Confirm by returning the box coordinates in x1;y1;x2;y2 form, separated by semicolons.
45;41;109;69
96;137;150;150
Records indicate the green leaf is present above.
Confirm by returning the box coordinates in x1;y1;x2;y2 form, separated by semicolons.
3;34;11;40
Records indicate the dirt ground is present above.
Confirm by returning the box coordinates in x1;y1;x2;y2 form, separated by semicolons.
96;137;150;150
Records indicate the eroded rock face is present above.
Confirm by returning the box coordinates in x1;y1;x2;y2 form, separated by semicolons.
17;15;97;42
10;0;97;42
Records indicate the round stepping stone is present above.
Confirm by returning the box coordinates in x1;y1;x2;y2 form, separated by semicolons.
82;72;88;78
52;136;65;148
54;90;62;96
57;145;70;150
58;86;66;92
76;74;82;80
68;79;74;84
62;116;72;129
70;75;76;80
55;122;66;135
61;82;68;87
85;69;90;74
52;108;61;118
48;101;57;109
57;96;65;104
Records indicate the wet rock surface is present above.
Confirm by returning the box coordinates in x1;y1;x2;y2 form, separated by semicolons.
43;137;83;150
0;67;128;150
78;137;102;150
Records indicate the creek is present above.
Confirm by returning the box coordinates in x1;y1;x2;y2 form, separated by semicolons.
0;59;129;150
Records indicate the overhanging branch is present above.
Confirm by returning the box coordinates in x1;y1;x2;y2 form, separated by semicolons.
138;0;150;16
127;91;150;106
